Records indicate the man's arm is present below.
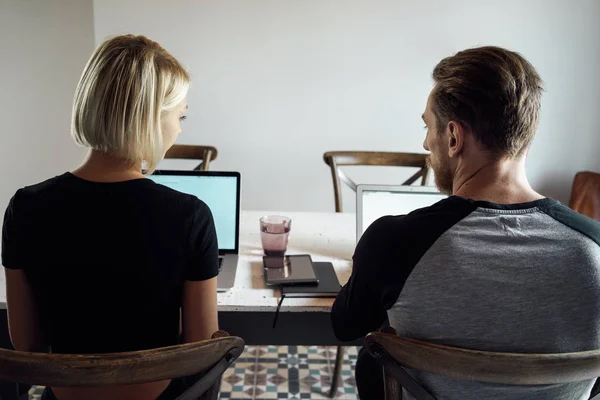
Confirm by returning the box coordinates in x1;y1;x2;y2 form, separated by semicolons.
331;261;387;341
331;197;477;342
331;216;408;341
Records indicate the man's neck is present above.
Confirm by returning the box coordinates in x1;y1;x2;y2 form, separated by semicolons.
452;156;544;204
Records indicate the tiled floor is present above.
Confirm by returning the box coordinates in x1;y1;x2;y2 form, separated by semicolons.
29;386;43;399
220;346;359;399
28;346;359;400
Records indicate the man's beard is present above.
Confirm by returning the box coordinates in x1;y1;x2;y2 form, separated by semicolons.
427;155;453;195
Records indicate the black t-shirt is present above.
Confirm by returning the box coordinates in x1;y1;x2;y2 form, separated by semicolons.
2;172;218;354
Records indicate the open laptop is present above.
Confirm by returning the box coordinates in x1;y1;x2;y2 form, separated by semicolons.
356;185;447;242
148;170;241;292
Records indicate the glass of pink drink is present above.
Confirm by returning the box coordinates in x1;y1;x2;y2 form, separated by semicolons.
260;215;291;256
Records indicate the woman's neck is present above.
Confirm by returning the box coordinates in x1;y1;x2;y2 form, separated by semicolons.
72;150;144;183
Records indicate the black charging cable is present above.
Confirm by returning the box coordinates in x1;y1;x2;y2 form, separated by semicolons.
272;294;286;328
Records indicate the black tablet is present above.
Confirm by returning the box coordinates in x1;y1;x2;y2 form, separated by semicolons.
263;254;318;286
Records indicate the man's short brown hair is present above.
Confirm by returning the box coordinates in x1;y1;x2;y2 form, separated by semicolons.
431;46;543;157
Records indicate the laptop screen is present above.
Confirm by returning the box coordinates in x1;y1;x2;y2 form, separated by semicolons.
358;187;446;241
148;172;239;252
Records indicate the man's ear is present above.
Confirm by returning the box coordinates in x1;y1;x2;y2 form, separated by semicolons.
446;121;465;158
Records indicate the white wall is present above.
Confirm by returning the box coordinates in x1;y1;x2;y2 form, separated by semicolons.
0;0;94;213
91;0;599;212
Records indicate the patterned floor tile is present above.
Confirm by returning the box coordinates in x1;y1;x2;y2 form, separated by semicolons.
29;386;43;400
254;362;288;399
307;346;330;361
221;361;256;399
298;365;333;399
258;345;280;360
345;346;359;357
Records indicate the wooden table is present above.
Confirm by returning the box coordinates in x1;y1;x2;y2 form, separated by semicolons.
218;210;354;311
0;210;357;345
217;210;357;345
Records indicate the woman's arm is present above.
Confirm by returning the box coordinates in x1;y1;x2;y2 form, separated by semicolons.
5;268;45;352
181;199;219;343
181;277;218;343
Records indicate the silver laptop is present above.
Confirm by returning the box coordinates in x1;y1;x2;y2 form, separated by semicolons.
356;185;447;242
148;170;241;292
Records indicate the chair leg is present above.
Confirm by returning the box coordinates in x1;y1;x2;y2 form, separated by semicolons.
198;380;220;400
383;365;402;400
328;346;344;398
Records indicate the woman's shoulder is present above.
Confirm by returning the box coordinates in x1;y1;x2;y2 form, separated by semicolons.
10;173;71;204
8;173;212;220
142;181;213;227
4;174;73;229
144;179;210;211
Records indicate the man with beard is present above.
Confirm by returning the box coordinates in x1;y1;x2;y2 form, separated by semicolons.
331;46;600;400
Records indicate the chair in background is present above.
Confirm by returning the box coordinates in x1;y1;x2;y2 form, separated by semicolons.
365;329;600;400
322;151;429;397
165;145;219;171
569;171;600;222
0;331;244;400
323;151;430;212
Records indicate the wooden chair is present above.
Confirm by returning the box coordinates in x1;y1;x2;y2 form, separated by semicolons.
165;145;219;171
0;331;244;400
323;151;429;397
365;329;600;400
569;171;600;222
323;151;430;213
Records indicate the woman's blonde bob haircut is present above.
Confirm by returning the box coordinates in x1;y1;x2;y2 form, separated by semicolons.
71;34;190;174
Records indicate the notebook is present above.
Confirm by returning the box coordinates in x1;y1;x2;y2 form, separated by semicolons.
281;262;341;298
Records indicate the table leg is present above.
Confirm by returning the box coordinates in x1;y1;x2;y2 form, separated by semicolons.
328;345;344;398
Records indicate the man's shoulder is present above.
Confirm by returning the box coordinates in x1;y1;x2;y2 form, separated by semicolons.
539;199;600;247
364;196;477;237
359;196;477;253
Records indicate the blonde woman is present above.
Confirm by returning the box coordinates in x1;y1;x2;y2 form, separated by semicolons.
2;35;218;400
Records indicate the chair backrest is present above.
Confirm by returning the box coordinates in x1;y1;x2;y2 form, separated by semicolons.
0;331;244;400
323;151;430;212
165;145;219;171
365;330;600;400
569;171;600;221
